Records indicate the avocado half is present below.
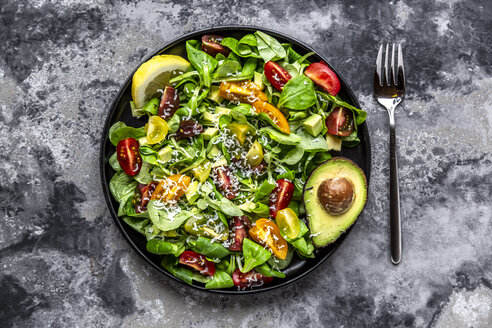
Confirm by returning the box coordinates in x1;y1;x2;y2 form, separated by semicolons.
303;157;367;247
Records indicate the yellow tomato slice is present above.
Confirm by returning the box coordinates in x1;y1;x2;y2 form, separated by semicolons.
276;208;301;239
151;174;191;202
248;218;288;259
252;101;290;134
146;115;169;144
219;80;268;104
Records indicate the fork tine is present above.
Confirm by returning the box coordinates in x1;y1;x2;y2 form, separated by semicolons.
375;44;383;86
384;43;389;86
397;43;405;88
390;43;396;85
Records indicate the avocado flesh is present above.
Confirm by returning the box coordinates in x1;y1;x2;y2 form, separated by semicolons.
304;157;367;247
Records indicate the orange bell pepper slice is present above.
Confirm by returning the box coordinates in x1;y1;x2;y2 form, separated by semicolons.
248;218;288;260
219;80;268;104
252;101;290;134
150;174;191;203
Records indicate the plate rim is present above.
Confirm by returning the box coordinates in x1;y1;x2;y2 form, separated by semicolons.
99;25;371;295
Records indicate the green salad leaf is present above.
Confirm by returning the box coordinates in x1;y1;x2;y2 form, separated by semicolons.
241;238;271;273
205;270;234;289
278;75;316;110
255;30;287;62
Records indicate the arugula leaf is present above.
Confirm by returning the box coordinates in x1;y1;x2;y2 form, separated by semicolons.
186;40;218;87
241;238;272;273
259;127;301;145
109;122;146;146
255;30;286;62
278;75;316;110
146;238;185;257
205;270;234;289
147;200;193;231
190;237;231;259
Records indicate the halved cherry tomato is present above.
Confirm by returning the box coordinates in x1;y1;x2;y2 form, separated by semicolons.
325;107;354;137
229;216;252;251
179;250;216;276
269;179;294;218
264;61;292;91
232;269;273;289
135;181;158;213
213;166;237;199
176;120;203;140
201;35;230;57
219;80;268;104
252;101;290;134
158;86;179;119
276;208;301;239
150;174;191;203
117;138;142;176
304;61;341;96
248;218;288;259
146;116;169;144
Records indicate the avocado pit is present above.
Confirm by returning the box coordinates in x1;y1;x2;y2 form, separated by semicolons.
317;177;354;215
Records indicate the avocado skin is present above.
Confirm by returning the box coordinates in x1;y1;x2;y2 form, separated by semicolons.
303;157;367;247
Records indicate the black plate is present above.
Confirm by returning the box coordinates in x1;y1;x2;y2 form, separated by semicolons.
100;26;371;294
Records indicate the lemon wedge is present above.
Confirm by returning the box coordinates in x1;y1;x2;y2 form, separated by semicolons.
131;55;190;108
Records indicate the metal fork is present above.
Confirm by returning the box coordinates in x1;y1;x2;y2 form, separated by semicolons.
374;43;405;265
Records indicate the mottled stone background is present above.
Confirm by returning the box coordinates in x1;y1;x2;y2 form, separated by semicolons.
1;0;491;327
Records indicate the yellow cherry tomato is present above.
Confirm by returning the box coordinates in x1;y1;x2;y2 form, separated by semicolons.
248;218;288;259
146;115;169;144
151;174;191;203
276;208;301;239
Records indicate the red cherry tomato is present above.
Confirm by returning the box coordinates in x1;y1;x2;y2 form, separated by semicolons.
176;120;204;140
232;269;273;289
325;107;354;137
264;61;292;91
158;86;179;120
201;35;230;57
178;250;216;276
304;61;341;96
213;166;237;200
229;216;251;251
135;182;158;213
117;138;142;176
269;179;294;218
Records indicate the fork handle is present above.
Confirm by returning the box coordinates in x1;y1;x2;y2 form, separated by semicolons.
389;117;402;264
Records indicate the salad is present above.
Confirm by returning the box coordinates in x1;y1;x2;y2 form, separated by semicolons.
108;30;367;290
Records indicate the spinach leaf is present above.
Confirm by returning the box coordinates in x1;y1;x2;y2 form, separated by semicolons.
196;195;243;217
341;129;361;147
254;263;286;278
296;128;329;152
139;145;159;165
254;180;276;202
133;161;152;184
122;216;149;235
146;238;185;257
190;237;231;259
142;98;159;115
277;170;296;181
205;270;234;289
259;127;301;145
147;200;193;231
267;246;294;270
278;75;316;110
186;40;218;87
241;238;272;273
292;236;315;258
241;57;257;77
214;53;242;78
109;171;137;203
109;152;121;171
160;255;194;285
254;30;286;62
317;91;367;125
279;146;304;165
109;122;146;146
221;34;260;58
